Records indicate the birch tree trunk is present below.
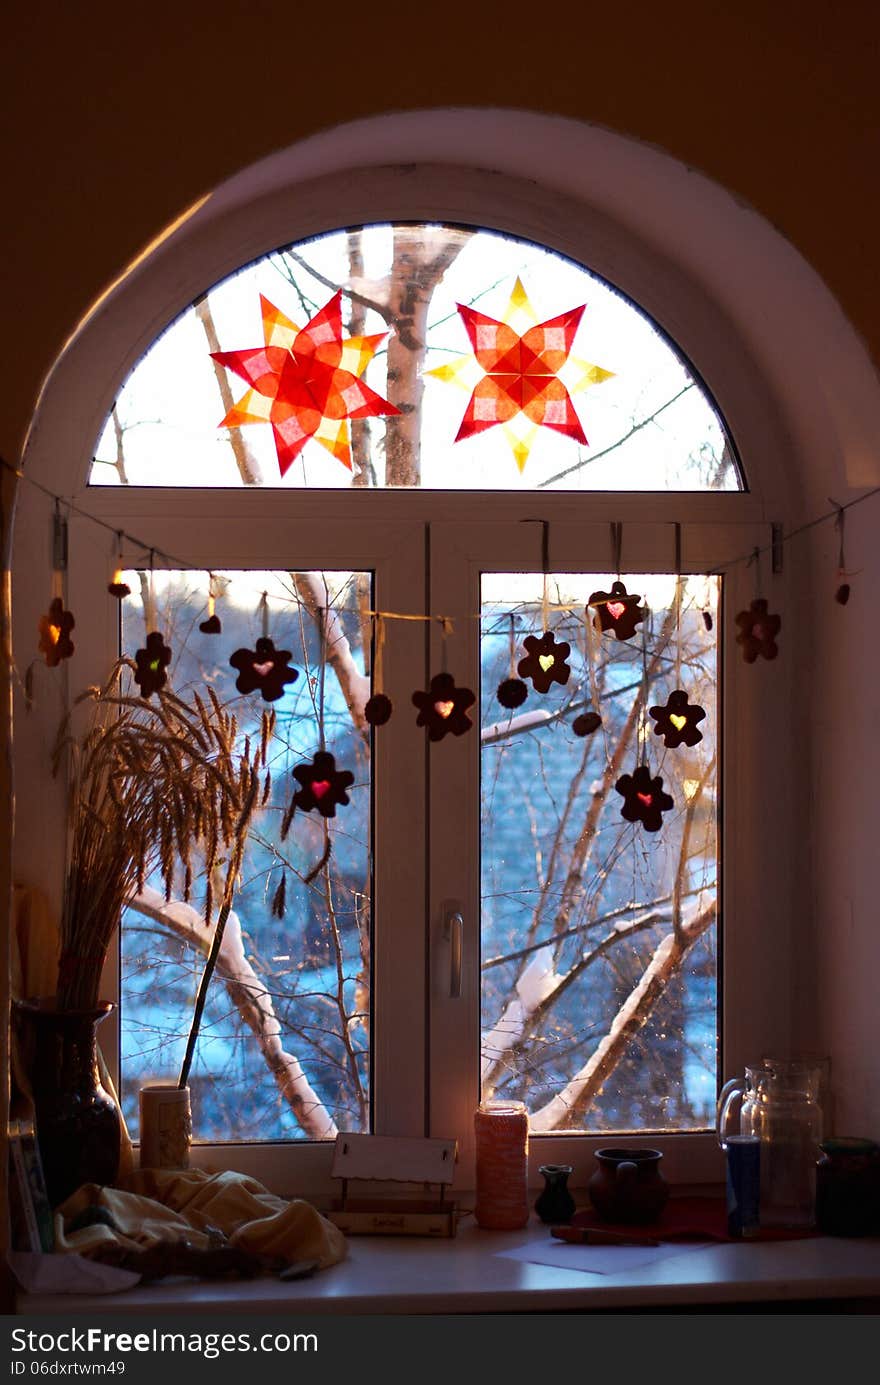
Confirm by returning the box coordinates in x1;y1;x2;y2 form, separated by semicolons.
384;228;462;486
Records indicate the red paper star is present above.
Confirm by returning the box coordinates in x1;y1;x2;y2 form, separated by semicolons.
212;293;400;477
429;279;613;472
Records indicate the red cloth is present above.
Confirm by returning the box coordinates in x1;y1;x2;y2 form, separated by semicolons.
572;1195;816;1242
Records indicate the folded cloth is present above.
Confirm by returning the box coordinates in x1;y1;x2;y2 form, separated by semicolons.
54;1168;347;1270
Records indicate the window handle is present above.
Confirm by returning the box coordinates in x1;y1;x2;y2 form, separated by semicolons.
448;911;463;999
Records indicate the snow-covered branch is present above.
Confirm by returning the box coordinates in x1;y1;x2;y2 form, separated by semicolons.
130;887;337;1141
292;572;370;740
528;900;717;1132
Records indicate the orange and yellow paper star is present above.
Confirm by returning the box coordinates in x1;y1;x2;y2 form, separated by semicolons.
428;278;613;473
212;293;400;477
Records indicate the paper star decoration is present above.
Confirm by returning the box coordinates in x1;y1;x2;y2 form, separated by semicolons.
588;580;645;642
134;632;172;698
428;277;613;473
212;293;400;478
412;672;476;741
615;764;674;833
648;689;706;749
735;598;781;663
292;751;354;818
38;597;75;667
229;637;299;702
517;631;572;694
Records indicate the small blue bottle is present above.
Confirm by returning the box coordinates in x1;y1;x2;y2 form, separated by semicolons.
724;1135;760;1237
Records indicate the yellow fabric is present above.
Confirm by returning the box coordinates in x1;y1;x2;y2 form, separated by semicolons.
55;1168;346;1270
11;885;135;1182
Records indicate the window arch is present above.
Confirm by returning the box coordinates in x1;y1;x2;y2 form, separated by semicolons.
89;222;743;495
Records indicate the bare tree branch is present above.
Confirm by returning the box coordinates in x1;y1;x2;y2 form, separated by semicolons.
528;899;716;1131
194;295;265;486
672;753;716;946
291;572;370;741
129;887;338;1140
537;383;695;488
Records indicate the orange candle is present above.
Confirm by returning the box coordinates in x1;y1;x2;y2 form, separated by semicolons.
474;1099;530;1229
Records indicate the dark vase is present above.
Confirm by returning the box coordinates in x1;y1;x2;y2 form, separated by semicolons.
534;1164;576;1224
14;999;121;1208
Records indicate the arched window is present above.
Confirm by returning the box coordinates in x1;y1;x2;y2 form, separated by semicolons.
17;156;792;1193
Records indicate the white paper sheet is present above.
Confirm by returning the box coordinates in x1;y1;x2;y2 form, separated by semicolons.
496;1238;712;1275
9;1251;141;1295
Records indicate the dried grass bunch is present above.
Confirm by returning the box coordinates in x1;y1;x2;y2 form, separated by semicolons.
54;664;273;1084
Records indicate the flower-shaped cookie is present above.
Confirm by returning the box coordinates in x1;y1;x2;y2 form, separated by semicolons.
496;677;528;710
412;672;476;741
648;689;706;749
517;632;571;694
364;693;393;727
292;750;354;818
735;598;781;663
134;631;171;697
615;764;674;832
588;580;644;641
230;637;299;701
38;597;75;667
572;710;602;737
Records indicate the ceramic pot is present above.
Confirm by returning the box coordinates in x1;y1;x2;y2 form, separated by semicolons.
534;1164;576;1224
14;998;121;1207
588;1147;669;1225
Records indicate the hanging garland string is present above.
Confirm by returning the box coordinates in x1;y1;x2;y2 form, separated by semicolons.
364;613;393;726
611;519;623;581
318;605;327;753
571;609;602;739
1;455;876;698
3;451;879;603
639;605;651;768
541;520;551;633
674;521;683;688
831;499;854;604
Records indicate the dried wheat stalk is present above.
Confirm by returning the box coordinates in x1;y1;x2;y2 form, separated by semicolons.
53;662;272;1054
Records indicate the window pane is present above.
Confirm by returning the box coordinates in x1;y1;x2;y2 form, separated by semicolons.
480;573;718;1132
120;570;371;1143
90;225;741;493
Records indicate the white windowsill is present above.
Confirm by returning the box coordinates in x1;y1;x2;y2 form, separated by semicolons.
15;1217;880;1315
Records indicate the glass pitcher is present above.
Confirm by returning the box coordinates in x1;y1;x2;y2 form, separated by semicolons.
717;1058;824;1229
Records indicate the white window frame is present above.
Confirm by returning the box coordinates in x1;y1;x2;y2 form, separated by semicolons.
14;165;803;1196
66;481;778;1196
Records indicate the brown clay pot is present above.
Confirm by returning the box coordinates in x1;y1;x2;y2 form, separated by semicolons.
14;998;121;1207
588;1146;669;1224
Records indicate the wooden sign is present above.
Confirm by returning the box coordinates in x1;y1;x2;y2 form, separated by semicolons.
328;1133;459;1238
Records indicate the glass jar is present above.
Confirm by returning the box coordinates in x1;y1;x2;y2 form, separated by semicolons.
718;1058;824;1229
